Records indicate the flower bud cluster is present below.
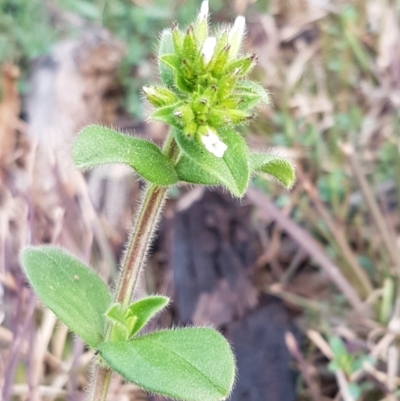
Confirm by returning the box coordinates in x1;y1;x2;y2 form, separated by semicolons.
144;1;268;158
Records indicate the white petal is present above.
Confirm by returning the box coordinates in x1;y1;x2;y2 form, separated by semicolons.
217;140;228;154
201;130;228;158
228;16;246;58
205;128;219;144
201;132;214;148
229;16;246;41
198;1;209;22
201;37;216;65
143;86;154;95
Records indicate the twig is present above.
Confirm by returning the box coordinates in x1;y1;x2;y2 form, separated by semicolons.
335;370;355;401
285;332;323;401
341;143;400;276
247;187;367;313
298;169;373;296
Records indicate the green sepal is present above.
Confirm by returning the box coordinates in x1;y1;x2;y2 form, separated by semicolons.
208;108;251;126
20;246;112;348
99;328;236;401
159;55;193;93
195;6;208;45
176;70;193;93
143;86;178;107
160;54;181;71
217;74;238;99
158;29;175;88
73;125;179;186
174;128;250;197
209;45;230;76
212;31;228;61
250;152;295;189
172;24;184;56
150;104;182;127
226;54;257;77
183;25;198;62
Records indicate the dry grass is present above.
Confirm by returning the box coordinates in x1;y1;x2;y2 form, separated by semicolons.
1;0;400;400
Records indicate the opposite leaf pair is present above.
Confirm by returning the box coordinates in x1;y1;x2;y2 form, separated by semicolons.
21;246;236;401
73;125;295;198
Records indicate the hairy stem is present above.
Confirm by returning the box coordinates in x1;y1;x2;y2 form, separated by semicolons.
115;184;168;306
88;365;112;401
87;134;176;401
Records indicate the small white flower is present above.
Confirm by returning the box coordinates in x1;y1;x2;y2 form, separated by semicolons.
198;1;209;22
143;86;154;96
201;129;228;158
228;16;246;58
229;16;246;42
201;37;217;65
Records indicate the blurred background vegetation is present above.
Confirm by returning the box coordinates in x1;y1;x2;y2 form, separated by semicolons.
2;0;400;400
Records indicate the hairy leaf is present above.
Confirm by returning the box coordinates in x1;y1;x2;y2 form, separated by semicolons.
174;128;250;197
73;125;178;185
250;152;295;189
175;155;220;186
235;81;269;105
99;328;236;401
127;295;170;337
21;246;111;348
158;29;175;88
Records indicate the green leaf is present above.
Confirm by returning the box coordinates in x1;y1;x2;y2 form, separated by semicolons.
150;104;181;126
328;361;340;372
250;152;295;189
20;246;111;348
175;155;220;186
160;54;181;71
235;81;269;106
106;303;127;324
105;304;136;342
329;336;348;359
105;296;169;341
72;125;178;186
158;29;175;88
127;295;169;337
174;128;250;197
234;93;261;111
99;328;236;401
348;383;362;399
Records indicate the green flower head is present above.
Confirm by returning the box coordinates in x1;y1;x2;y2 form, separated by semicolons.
145;1;268;158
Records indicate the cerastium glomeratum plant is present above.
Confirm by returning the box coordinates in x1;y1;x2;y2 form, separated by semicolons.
20;3;295;401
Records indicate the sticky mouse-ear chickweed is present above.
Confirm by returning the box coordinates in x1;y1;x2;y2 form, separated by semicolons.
20;3;294;401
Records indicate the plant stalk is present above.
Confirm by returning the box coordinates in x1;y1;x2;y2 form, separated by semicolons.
87;135;176;401
88;366;112;401
115;184;168;306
